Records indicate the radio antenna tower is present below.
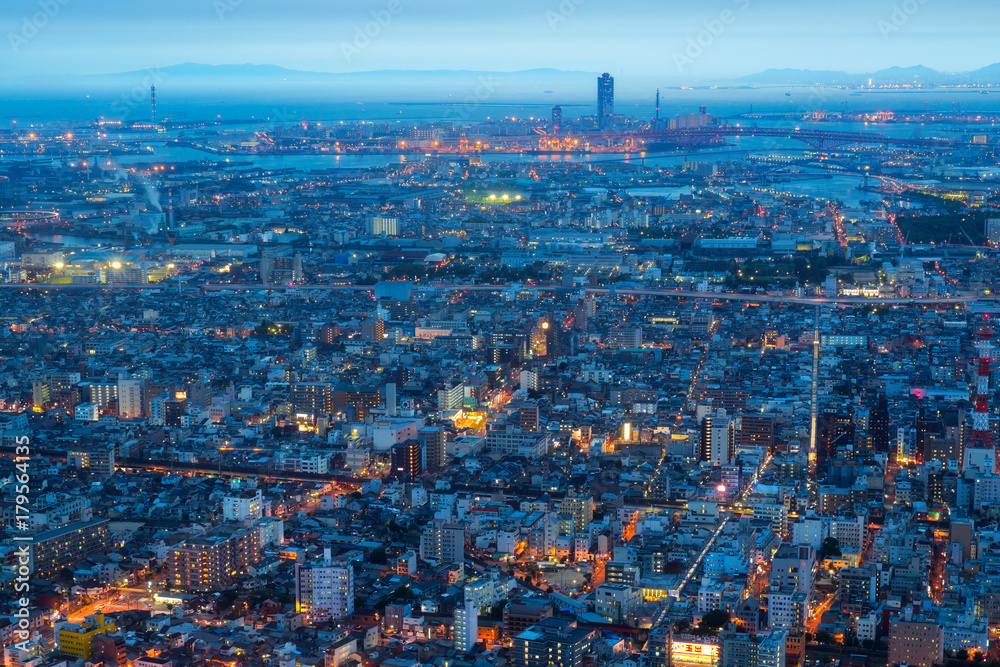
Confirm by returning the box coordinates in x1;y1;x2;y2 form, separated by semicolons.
966;315;996;472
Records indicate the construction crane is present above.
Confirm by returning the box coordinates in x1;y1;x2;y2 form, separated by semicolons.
959;226;990;259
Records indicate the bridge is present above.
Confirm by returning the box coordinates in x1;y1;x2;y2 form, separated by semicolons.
633;126;957;151
0;446;362;487
1;281;996;306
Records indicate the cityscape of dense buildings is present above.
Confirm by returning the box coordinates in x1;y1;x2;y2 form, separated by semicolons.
2;63;1000;667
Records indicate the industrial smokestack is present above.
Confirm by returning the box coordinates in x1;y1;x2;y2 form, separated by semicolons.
151;85;156;124
167;189;174;229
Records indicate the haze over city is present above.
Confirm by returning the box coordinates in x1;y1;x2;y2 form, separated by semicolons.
3;5;1000;667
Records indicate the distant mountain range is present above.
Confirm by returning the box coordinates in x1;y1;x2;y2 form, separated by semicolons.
737;63;1000;85
6;62;1000;108
89;61;1000;87
104;63;600;83
3;63;603;103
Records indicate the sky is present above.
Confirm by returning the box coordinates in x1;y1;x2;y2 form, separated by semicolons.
3;0;999;80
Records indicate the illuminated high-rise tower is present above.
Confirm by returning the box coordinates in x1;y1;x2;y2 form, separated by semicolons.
551;105;562;132
597;73;614;130
963;317;997;474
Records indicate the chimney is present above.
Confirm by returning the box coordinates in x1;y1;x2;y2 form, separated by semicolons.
167;189;174;229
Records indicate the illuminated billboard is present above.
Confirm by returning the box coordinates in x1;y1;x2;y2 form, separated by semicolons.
671;641;720;665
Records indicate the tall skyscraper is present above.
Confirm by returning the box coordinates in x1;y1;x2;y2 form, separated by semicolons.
597;73;614;130
551;105;563;131
870;392;890;454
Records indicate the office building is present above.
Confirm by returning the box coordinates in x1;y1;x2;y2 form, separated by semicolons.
295;552;354;622
453;598;478;653
504;597;554;639
597;73;614;130
32;379;50;409
384;603;412;634
57;614;116;660
755;631;787;667
594;584;641;623
261;250;303;284
167;526;262;593
738;414;774;450
68;445;115;477
606;327;642;349
291;382;332;414
367;216;398;236
319;322;340;345
888;609;943;667
29;519;111;580
420;518;464;564
767;592;807;631
390;439;422;482
988;218;1000;245
84;382;117;409
838;566;878;614
419;425;448;472
361;319;385;343
91;635;127;665
117;378;143;419
105;265;148;284
519;402;540;432
332;385;381;420
223;488;263;522
557;493;593;532
551;105;562;131
512;617;596;667
164;397;187;427
701;410;733;465
770;543;816;599
870;393;890;454
438;383;465;411
74;402;99;422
